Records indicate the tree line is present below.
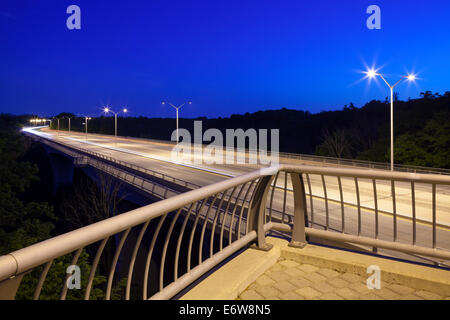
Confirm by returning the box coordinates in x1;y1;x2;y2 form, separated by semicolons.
50;91;450;169
0;115;129;299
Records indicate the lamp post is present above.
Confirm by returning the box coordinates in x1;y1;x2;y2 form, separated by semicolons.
65;116;74;133
84;116;92;141
53;117;60;136
366;69;416;171
103;107;128;137
162;101;192;143
30;118;43;127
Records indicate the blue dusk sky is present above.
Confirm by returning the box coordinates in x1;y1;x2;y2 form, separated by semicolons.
1;0;450;118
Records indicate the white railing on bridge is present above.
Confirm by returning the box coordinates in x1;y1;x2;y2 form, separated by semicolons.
1;164;450;300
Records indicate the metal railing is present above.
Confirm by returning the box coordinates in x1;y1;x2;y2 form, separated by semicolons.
0;169;262;300
267;165;450;264
1;164;450;299
27;133;202;190
220;145;450;175
277;152;450;175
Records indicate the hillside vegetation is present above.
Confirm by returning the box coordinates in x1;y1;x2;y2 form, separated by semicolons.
47;91;450;169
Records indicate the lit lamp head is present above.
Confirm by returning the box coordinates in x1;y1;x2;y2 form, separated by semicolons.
123;108;128;113
104;107;110;113
407;74;416;81
366;69;377;79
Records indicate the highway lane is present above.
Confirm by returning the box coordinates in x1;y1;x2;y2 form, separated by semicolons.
24;127;450;263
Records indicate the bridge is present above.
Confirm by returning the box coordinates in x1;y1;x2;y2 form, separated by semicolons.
0;126;449;300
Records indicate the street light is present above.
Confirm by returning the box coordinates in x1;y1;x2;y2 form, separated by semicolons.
103;107;128;137
53;117;61;136
64;116;74;133
30;118;43;127
365;68;417;171
162;101;192;143
84;116;92;140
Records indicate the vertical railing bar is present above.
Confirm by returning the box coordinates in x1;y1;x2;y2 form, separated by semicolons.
174;203;195;281
209;188;233;258
282;172;288;224
199;194;220;265
268;172;280;223
84;237;109;300
105;228;130;300
432;184;437;249
373;179;379;240
337;176;345;233
143;214;168;300
321;175;329;230
237;180;258;240
126;220;151;300
228;183;248;247
187;199;207;272
392;180;397;242
32;260;53;300
159;208;184;291
60;247;83;300
354;177;361;236
306;173;314;227
218;186;239;251
411;181;416;245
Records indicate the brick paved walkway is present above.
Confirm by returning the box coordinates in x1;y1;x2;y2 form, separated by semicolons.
238;258;450;300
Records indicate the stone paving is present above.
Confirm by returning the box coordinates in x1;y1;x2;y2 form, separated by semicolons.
238;258;450;300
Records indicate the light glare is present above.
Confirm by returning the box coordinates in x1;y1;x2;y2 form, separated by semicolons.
367;69;377;78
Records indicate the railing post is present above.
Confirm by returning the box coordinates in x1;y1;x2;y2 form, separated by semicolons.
289;172;308;249
247;175;274;251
